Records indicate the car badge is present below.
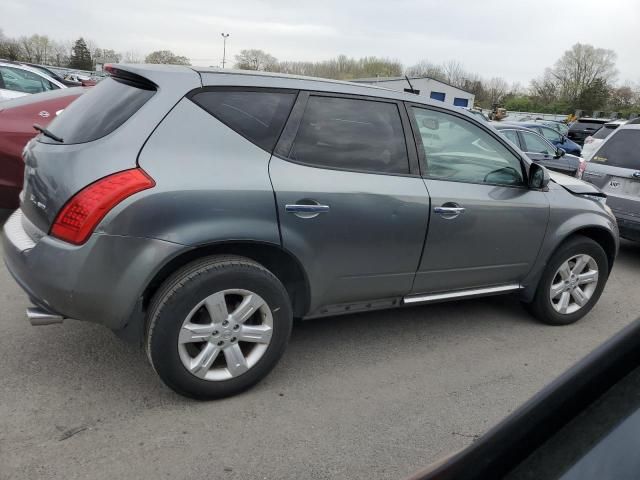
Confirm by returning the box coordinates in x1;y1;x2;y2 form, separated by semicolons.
38;111;50;118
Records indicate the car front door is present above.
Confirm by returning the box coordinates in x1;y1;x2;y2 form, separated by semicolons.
520;130;572;175
270;92;430;316
407;106;549;294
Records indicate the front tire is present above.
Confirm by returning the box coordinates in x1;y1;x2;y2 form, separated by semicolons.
527;236;608;326
146;255;293;399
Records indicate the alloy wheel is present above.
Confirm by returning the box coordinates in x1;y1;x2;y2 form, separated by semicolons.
549;254;599;315
177;289;273;381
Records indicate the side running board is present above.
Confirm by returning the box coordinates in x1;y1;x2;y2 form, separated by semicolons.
403;284;522;305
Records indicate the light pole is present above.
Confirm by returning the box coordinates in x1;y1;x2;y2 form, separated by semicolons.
221;33;230;68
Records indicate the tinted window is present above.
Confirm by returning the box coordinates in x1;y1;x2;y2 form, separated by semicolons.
500;129;521;148
42;77;154;144
593;125;618;140
191;90;296;152
522;132;554;155
0;66;58;94
539;126;562;142
412;107;524;186
592;130;640;169
572;120;607;130
288;96;409;174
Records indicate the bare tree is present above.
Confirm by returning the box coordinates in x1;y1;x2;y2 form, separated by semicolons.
405;60;445;81
550;43;617;103
234;49;278;71
442;60;467;88
530;68;559;104
485;77;509;105
145;50;190;65
121;50;144;64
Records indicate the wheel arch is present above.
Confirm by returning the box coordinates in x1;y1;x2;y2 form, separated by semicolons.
141;240;311;320
520;222;618;303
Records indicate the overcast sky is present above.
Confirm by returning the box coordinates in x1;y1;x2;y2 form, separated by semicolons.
3;0;639;84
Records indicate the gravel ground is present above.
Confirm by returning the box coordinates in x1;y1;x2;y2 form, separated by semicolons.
1;230;639;480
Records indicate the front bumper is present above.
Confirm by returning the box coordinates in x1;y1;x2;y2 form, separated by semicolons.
2;209;184;331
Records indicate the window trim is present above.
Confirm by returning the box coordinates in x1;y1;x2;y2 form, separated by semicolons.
405;102;530;189
186;86;300;154
273;90;420;178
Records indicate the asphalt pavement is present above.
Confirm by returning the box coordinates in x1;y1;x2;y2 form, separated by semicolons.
1;233;639;480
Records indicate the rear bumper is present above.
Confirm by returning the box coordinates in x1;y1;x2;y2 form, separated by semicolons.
2;209;184;331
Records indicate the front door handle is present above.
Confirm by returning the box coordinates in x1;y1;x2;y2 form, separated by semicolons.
434;204;465;219
285;202;330;219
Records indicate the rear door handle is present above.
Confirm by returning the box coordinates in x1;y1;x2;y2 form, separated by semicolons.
285;202;330;219
434;205;465;219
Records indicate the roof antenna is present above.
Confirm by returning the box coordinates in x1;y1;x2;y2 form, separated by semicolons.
404;75;419;95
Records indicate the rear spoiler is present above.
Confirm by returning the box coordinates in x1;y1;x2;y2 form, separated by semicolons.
408;317;640;480
104;64;158;90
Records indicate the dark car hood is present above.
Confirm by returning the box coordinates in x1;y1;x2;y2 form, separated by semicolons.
549;171;605;196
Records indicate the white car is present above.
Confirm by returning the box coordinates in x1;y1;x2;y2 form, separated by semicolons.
582;119;640;161
0;62;66;102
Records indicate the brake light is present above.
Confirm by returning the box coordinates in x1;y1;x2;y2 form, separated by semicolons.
577;158;587;179
51;168;155;245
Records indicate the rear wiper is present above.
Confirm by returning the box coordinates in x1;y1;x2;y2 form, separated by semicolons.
33;123;63;143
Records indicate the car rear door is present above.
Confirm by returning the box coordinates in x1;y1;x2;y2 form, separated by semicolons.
407;105;549;294
584;128;640;217
269;92;430;316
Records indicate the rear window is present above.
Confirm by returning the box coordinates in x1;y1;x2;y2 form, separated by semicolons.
190;90;296;152
41;77;155;144
593;125;618;140
592;130;640;169
572;120;607;130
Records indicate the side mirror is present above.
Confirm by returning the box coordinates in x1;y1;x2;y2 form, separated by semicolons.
529;163;550;190
420;118;439;130
554;147;566;158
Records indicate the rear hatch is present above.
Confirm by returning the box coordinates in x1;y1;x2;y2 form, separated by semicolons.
569;119;608;144
583;128;640;216
20;64;201;233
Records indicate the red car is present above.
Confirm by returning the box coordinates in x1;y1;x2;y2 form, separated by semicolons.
0;87;85;209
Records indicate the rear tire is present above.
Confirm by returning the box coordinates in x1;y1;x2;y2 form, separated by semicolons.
527;236;608;326
146;255;293;399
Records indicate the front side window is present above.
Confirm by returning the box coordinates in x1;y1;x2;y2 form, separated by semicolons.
0;66;57;94
191;90;296;152
539;126;562;142
411;107;524;186
592;130;640;169
288;96;409;174
500;129;521;148
521;132;555;155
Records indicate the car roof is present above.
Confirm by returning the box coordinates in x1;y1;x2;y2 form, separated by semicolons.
576;117;610;122
618;124;640;131
111;63;481;119
492;123;538;133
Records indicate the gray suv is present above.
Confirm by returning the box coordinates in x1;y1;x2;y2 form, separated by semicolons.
582;124;640;241
3;65;619;399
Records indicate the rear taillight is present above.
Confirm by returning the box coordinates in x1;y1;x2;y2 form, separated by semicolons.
51;168;155;245
577;158;587;179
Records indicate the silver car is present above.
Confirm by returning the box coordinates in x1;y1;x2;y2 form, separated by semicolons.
3;64;619;399
583;124;640;241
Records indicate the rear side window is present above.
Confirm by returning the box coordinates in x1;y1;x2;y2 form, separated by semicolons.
592;130;640;169
42;77;155;144
288;96;409;174
593;126;618;140
191;90;296;152
500;129;521;148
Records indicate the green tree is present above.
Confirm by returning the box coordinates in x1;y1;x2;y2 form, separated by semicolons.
68;38;93;70
145;50;190;65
